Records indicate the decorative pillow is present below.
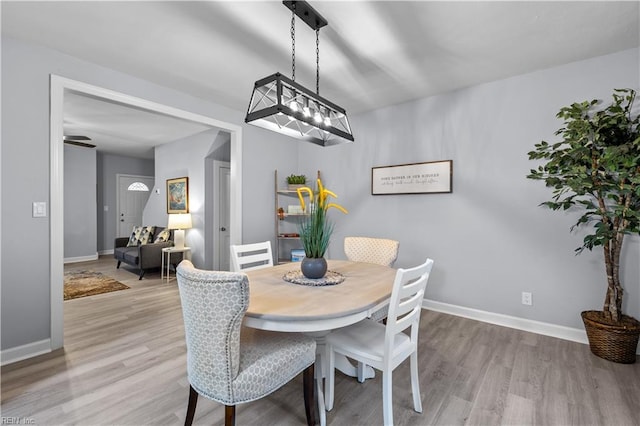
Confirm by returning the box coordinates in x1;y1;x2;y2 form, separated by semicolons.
127;225;155;247
154;228;171;243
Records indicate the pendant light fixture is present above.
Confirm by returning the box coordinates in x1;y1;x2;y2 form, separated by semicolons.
245;1;354;146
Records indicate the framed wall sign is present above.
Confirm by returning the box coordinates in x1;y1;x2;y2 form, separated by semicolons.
372;160;452;195
167;177;189;213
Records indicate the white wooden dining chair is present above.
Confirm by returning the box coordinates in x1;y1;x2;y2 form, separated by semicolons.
176;260;316;426
230;241;274;272
325;258;434;426
344;236;400;382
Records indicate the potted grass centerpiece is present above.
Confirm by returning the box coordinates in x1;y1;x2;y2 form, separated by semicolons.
527;88;640;363
296;179;347;279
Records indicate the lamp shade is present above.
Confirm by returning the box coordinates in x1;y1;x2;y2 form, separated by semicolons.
168;213;192;230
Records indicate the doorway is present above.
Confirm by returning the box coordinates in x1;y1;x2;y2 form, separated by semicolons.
116;174;154;237
50;75;243;350
214;161;231;270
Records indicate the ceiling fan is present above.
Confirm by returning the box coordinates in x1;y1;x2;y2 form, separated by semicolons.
63;135;96;148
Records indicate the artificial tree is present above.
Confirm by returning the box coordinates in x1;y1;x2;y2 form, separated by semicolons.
527;88;639;328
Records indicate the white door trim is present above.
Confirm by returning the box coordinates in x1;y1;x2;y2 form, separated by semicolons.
50;74;243;350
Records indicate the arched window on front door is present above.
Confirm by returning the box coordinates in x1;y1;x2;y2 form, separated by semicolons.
127;182;150;192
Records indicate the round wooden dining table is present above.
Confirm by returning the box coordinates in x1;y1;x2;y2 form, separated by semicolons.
243;259;397;426
243;259;397;331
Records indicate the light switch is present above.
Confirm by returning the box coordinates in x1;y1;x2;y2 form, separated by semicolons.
104;205;109;211
33;202;47;218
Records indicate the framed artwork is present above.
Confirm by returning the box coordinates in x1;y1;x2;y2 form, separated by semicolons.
371;160;453;195
167;177;189;213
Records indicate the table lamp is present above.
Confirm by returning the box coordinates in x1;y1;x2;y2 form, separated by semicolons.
168;213;192;249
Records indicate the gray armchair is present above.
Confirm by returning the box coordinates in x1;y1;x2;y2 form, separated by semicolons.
113;226;182;279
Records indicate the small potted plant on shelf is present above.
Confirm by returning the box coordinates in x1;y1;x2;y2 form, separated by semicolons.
527;88;640;363
286;174;307;190
296;179;348;279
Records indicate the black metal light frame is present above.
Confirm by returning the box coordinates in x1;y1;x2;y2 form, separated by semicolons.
245;1;354;146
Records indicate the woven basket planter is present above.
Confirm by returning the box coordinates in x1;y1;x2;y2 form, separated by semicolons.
581;310;640;364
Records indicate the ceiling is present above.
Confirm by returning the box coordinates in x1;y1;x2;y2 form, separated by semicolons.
2;1;639;156
64;93;214;158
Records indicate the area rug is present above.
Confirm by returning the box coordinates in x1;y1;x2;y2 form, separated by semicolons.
64;270;130;300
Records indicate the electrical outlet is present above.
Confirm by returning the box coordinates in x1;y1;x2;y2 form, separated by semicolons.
522;292;532;306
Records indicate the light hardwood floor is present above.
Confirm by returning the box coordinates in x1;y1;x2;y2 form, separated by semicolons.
2;256;639;425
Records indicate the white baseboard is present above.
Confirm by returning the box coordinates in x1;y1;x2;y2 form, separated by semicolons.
99;249;114;256
64;253;99;264
422;299;640;355
1;339;51;366
423;298;590;343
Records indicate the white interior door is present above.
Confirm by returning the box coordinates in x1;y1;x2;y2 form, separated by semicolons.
117;174;154;237
215;161;231;270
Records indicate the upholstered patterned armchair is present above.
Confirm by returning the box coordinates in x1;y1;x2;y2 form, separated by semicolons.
344;236;400;322
344;237;399;268
176;260;316;426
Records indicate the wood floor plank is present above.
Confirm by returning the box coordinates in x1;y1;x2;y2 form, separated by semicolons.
465;361;512;425
507;339;547;401
501;393;536;426
2;256;639;425
430;394;472;425
590;366;637;426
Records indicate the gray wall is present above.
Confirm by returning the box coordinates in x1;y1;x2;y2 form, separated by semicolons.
97;152;154;252
63;144;97;260
2;37;52;349
145;125;299;269
241;131;305;250
299;48;640;330
144;129;220;269
1;35;293;351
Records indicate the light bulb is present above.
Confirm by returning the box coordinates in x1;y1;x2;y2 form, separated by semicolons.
303;106;311;117
289;101;299;112
313;111;322;123
323;116;331;126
